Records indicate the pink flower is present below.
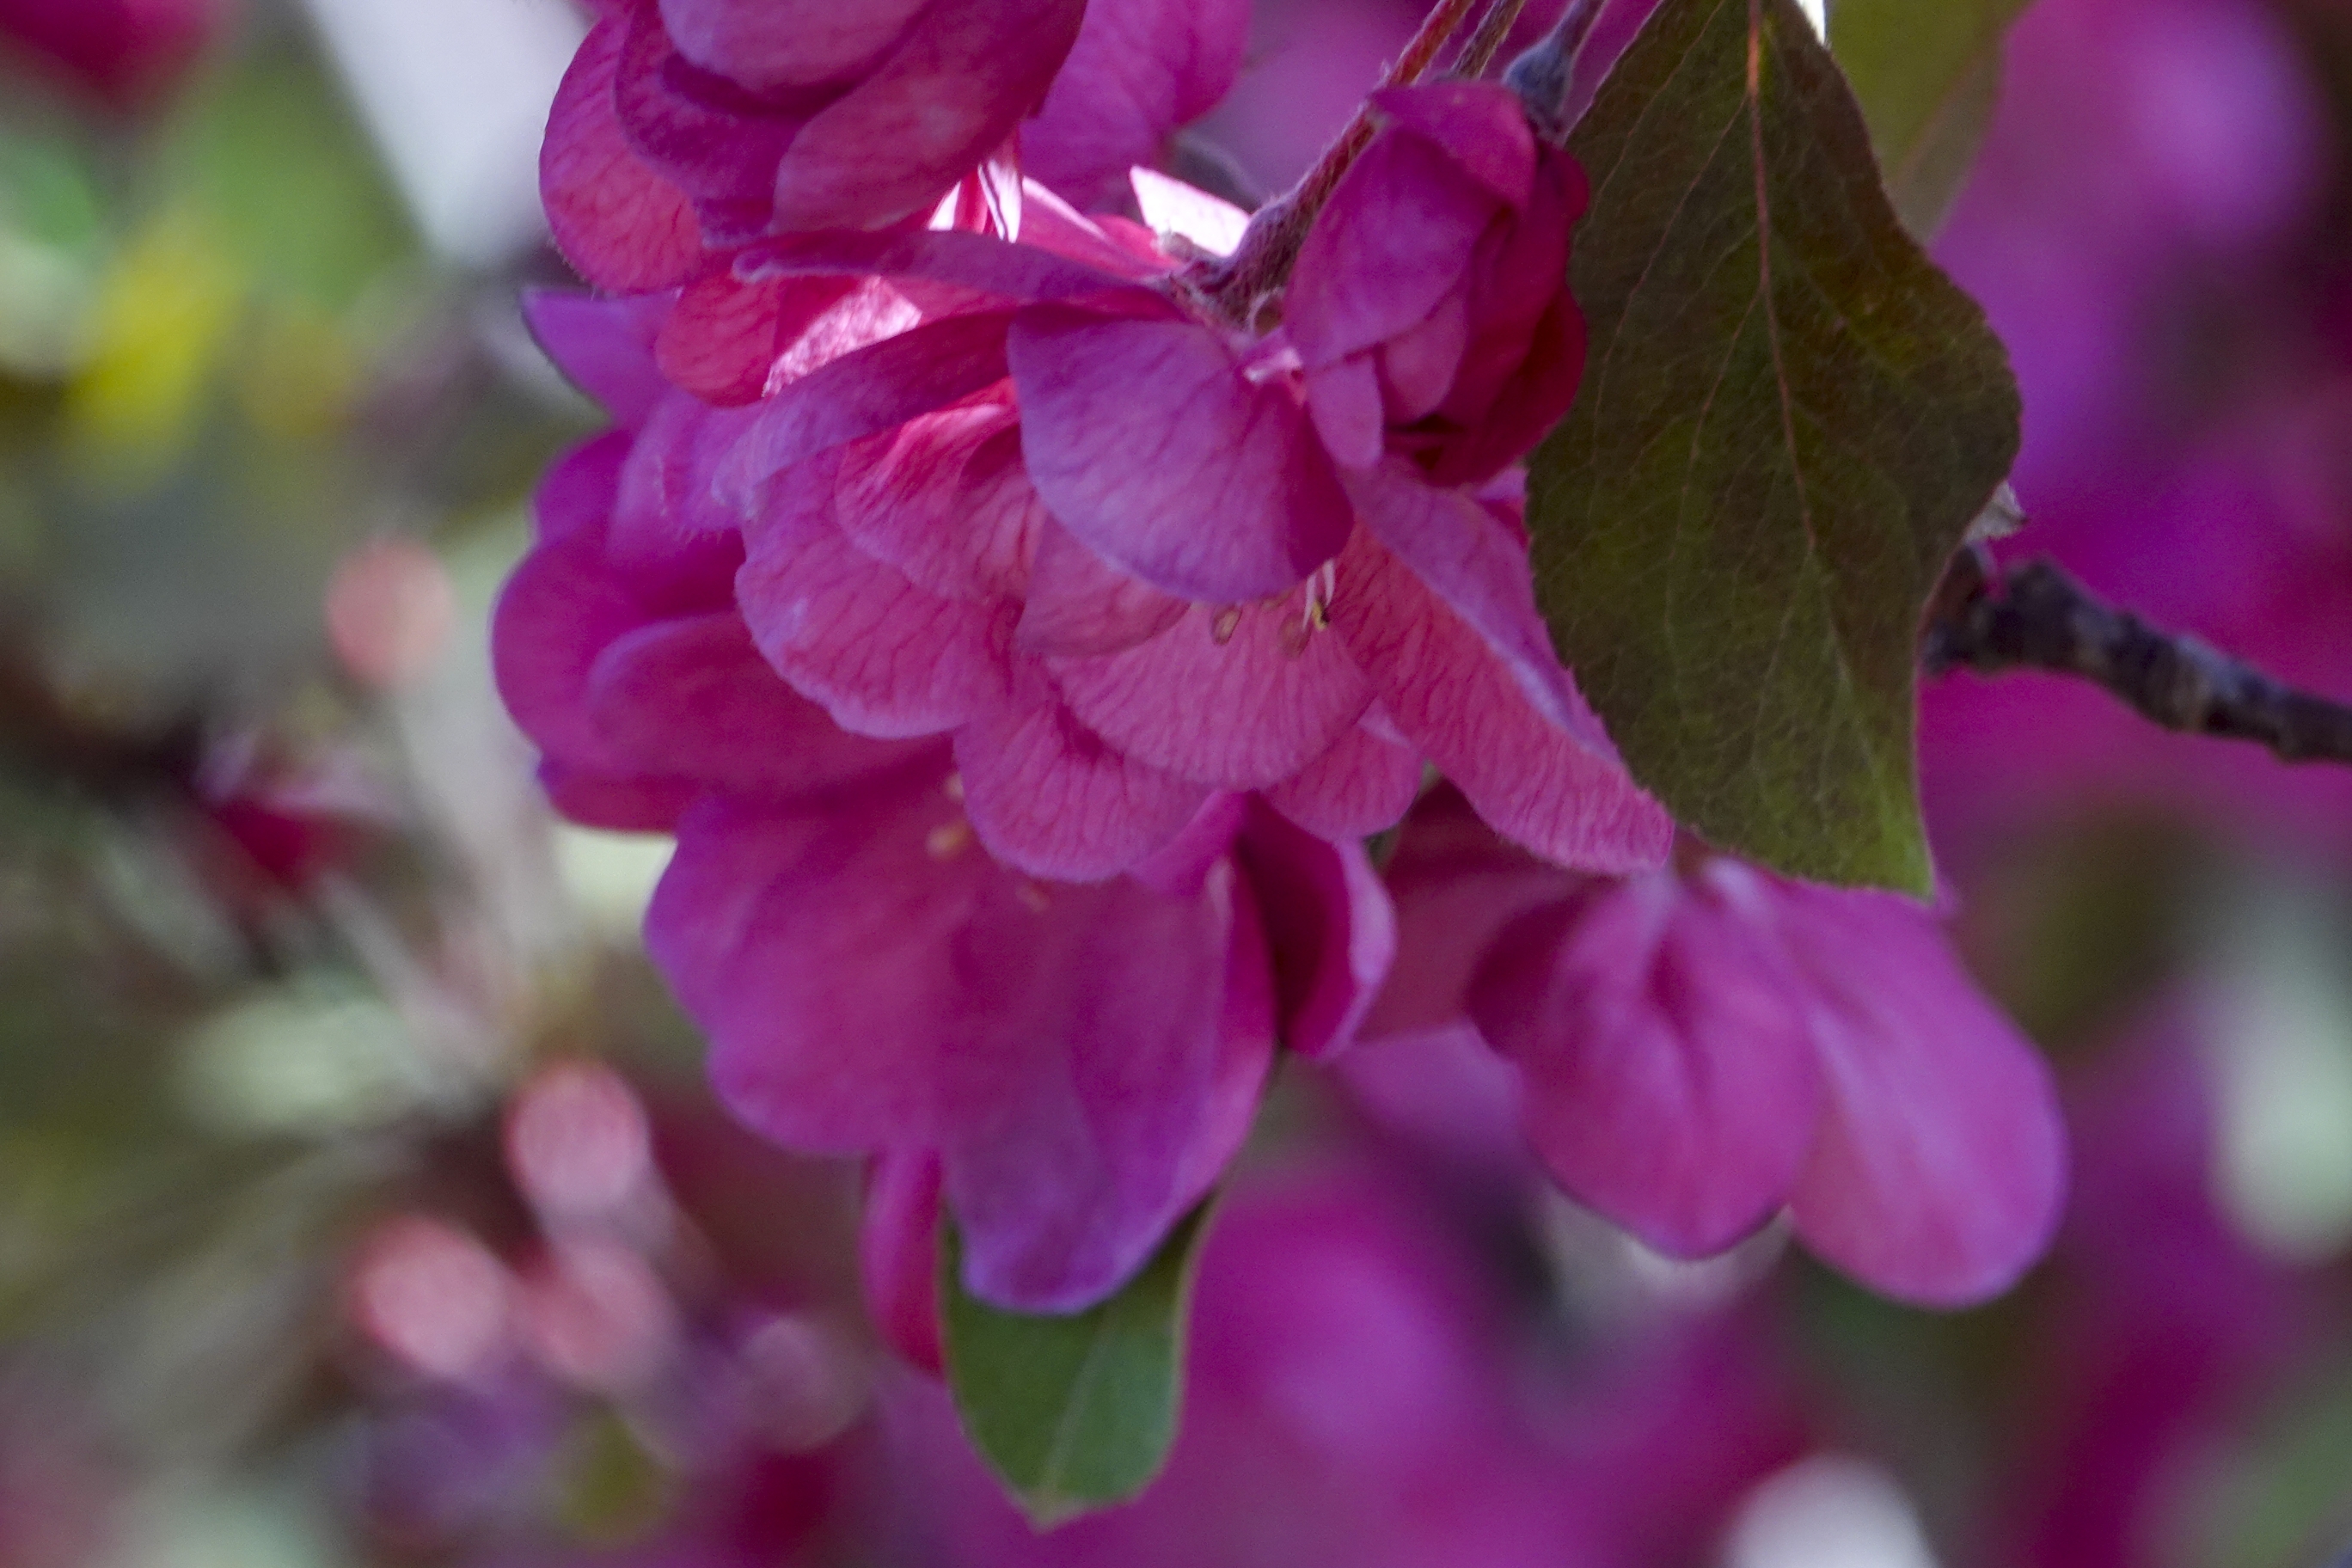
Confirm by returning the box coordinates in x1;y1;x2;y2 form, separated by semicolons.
540;0;1083;290
714;181;1670;882
1366;792;2067;1307
656;791;1395;1313
0;0;221;106
499;295;1397;1313
1288;82;1589;487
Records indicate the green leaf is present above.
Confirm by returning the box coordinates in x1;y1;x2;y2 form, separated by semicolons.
941;1205;1212;1527
1528;0;2020;894
1831;0;2032;237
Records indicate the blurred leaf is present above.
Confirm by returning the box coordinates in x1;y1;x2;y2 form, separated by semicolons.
942;1206;1211;1526
0;136;104;377
1528;0;2021;892
1830;0;2029;238
171;41;413;315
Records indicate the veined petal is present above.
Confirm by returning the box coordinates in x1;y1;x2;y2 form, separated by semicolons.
736;459;1012;738
743;225;1156;300
1344;462;1580;730
718;309;1015;510
1049;595;1374;790
941;858;1253;1312
833;402;1042;603
1359;787;1575;1040
658;0;925;94
952;671;1208;880
1010;305;1354;603
656;270;857;407
1014;518;1189;657
1024;0;1253;211
1364;82;1537;204
1330;533;1671;874
541;18;703;292
1287;125;1498;369
1262;713;1424;841
652;775;972;1155
860;1149;945;1375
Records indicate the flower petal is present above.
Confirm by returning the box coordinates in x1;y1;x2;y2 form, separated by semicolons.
657;0;926;94
523;288;673;427
861;1149;946;1375
941;858;1257;1311
952;670;1209;880
1359;787;1576;1039
1049;595;1374;790
1471;865;1823;1258
718;309;1017;511
833;402;1042;603
1024;0;1253;211
736;456;1013;738
1262;712;1424;841
768;0;1087;232
1331;532;1671;873
1235;802;1397;1060
1009;304;1355;603
1776;881;2068;1306
1286;120;1498;370
540;17;703;292
587;611;933;796
1014;518;1190;657
655;270;857;407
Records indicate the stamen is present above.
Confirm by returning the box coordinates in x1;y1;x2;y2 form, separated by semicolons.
926;820;973;860
1210;607;1244;646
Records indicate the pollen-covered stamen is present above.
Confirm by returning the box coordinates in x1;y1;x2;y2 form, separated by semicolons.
1279;560;1340;657
1210;606;1245;646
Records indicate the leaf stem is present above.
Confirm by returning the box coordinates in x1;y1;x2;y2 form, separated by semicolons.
1192;0;1485;323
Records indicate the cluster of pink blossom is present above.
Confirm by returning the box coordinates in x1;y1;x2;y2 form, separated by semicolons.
498;0;2066;1327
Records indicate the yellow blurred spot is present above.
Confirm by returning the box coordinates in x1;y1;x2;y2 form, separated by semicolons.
236;303;360;439
64;208;244;478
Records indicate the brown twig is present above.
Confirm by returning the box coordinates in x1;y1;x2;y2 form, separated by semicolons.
1923;548;2352;764
1193;0;1485;324
1450;0;1533;78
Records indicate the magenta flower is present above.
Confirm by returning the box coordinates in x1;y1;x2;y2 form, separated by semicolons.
1363;792;2067;1307
0;0;221;106
540;0;1083;290
1288;82;1590;488
501;293;1398;1313
711;180;1669;882
658;786;1396;1314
